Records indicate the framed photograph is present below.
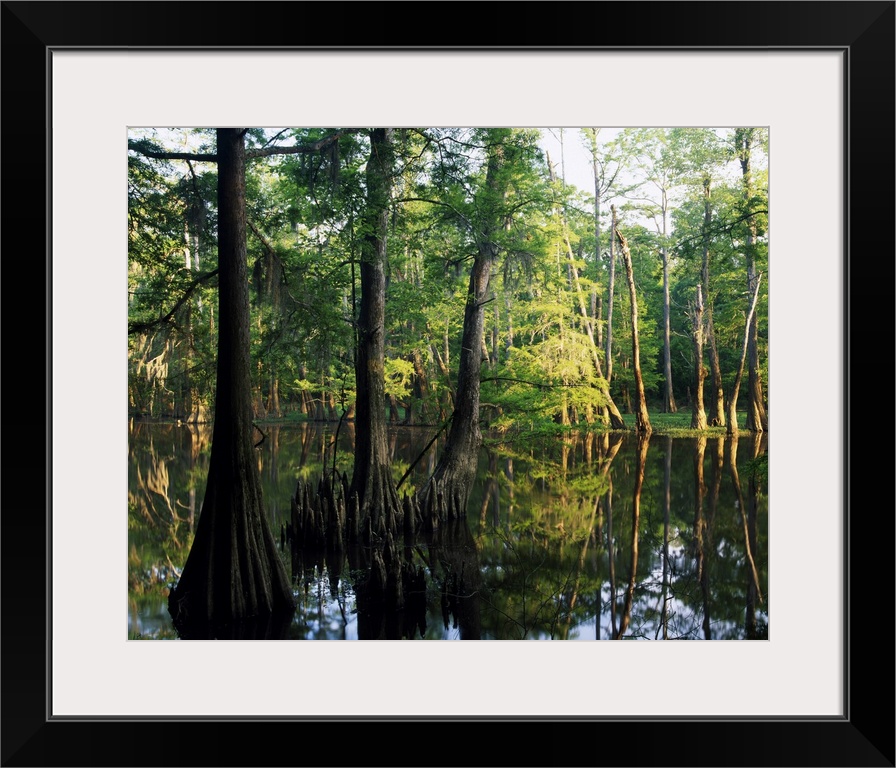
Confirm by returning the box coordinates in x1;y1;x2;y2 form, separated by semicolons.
4;1;892;765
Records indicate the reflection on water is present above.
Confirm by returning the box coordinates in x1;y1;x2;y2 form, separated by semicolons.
128;420;768;640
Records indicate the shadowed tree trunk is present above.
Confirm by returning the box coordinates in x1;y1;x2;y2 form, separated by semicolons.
418;129;510;522
290;129;407;573
168;128;295;635
350;128;403;541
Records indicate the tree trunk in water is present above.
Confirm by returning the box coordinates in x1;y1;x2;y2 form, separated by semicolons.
690;285;708;430
350;128;402;540
267;375;281;418
736;129;768;433
706;316;725;426
419;129;508;521
726;274;763;436
253;381;267;420
746;264;767;432
420;242;492;521
168;128;295;636
410;346;429;426
614;226;651;437
702;177;725;427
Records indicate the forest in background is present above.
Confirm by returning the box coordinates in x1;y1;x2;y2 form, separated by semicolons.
128;127;768;439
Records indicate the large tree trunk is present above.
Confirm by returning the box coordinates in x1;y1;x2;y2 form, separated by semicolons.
615;226;651;437
420;240;493;521
168;128;295;636
418;129;508;522
350;128;402;540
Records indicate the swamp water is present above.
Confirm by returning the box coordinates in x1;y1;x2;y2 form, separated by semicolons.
128;421;768;640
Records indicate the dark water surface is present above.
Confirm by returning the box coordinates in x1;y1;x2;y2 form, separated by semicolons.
128;421;768;640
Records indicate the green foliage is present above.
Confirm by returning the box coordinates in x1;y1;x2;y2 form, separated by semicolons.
384;357;415;399
128;126;768;434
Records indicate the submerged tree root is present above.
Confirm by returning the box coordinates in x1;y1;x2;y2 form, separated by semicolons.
285;470;485;639
416;475;470;527
287;471;430;639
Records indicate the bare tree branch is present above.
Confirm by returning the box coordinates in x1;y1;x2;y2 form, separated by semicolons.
245;129;361;158
129;129;361;163
128;140;218;162
128;268;218;335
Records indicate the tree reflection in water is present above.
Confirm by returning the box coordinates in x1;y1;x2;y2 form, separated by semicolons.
128;422;768;640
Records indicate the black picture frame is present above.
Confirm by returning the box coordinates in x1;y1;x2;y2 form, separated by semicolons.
3;2;893;766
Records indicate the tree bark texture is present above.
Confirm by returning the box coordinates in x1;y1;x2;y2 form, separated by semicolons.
168;128;294;634
419;129;509;521
350;128;402;539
